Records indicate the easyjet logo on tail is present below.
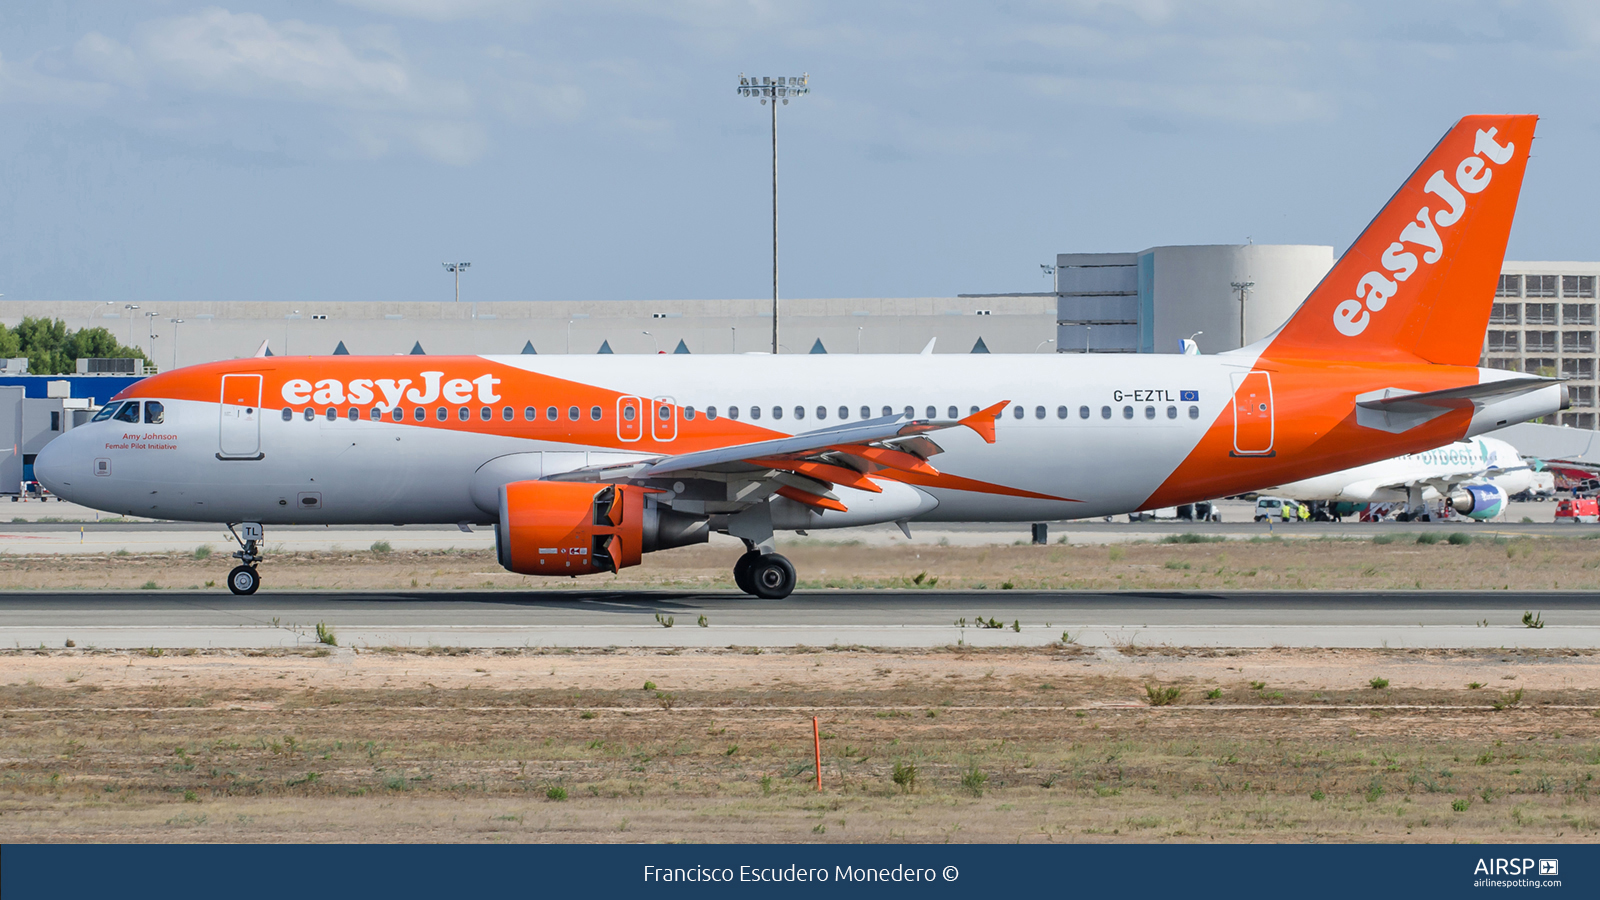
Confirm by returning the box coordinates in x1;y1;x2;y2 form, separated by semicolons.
1333;128;1517;337
281;371;502;409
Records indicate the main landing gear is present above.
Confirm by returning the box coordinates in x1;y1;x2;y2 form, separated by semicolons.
225;522;264;596
733;548;796;600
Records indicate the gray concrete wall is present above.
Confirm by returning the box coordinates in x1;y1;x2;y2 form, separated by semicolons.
0;297;1058;368
1147;244;1334;354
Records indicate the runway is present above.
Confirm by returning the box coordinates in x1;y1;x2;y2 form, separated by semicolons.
3;589;1597;650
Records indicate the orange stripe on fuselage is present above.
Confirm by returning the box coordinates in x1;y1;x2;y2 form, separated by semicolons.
116;356;784;456
1142;357;1480;509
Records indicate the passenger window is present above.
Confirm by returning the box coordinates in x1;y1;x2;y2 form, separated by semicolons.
1080;406;1090;419
549;406;561;421
685;407;696;420
861;406;871;419
305;408;316;421
436;406;448;421
281;408;293;422
347;408;358;421
881;406;892;417
970;406;979;416
143;401;164;424
458;407;469;421
502;406;513;421
92;403;119;423
840;406;850;420
1123;406;1133;419
114;402;141;423
413;407;424;421
524;407;536;421
1166;405;1177;419
569;407;580;421
1144;406;1155;420
750;406;761;420
480;407;491;421
793;406;804;420
1035;406;1045;419
393;408;403;422
1188;405;1200;419
707;406;718;420
817;406;827;420
590;406;602;421
369;408;382;421
1057;406;1068;419
903;406;914;419
772;406;783;420
327;408;337;421
1101;406;1111;419
1012;405;1024;420
926;406;936;419
949;406;959;419
729;406;740;420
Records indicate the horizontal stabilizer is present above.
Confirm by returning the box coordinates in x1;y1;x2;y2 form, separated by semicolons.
1355;376;1562;434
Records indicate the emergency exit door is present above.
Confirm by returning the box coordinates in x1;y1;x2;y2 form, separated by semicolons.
219;374;263;458
616;396;642;442
1230;370;1274;456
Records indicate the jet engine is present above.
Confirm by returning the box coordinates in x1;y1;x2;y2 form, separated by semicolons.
1448;483;1507;520
495;481;708;576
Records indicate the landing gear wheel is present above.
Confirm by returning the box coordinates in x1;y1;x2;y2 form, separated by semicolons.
227;565;260;596
733;550;761;594
749;554;796;600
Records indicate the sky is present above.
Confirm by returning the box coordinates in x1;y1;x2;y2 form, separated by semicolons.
1;1;1598;305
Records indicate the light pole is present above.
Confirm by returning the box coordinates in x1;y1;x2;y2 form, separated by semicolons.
641;330;659;353
1230;281;1255;348
737;73;809;354
1035;339;1055;353
169;318;183;370
443;262;471;303
1040;264;1058;293
123;304;139;345
144;311;159;359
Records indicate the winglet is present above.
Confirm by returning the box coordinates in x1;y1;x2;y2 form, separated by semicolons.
960;401;1008;444
253;339;271;358
920;337;937;355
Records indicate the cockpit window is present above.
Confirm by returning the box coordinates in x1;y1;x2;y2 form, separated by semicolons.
143;401;164;425
91;403;119;423
113;401;141;423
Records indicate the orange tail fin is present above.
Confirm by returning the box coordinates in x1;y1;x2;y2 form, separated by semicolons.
1264;115;1537;366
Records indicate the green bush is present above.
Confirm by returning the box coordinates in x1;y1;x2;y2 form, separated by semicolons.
892;761;918;793
370;541;392;554
1369;677;1389;689
1162;533;1226;544
192;545;212;560
1447;532;1473;545
1145;684;1183;706
959;764;988;796
546;785;567;801
315;622;337;647
1415;532;1441;545
1371;534;1394;545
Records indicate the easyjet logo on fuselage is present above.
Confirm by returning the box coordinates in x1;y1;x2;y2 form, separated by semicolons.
1332;128;1517;338
281;371;502;409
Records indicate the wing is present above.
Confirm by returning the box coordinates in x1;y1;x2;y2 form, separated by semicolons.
545;401;1008;513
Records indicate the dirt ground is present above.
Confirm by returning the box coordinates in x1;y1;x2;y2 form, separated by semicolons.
5;532;1600;592
1;646;1597;843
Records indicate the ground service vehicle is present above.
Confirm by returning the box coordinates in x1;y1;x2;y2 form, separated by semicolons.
1555;497;1599;524
34;115;1566;597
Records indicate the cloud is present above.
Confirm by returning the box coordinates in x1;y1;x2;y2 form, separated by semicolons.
62;7;481;163
336;0;542;22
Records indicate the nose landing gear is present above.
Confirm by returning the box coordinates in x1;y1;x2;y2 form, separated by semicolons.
732;549;796;599
225;522;264;596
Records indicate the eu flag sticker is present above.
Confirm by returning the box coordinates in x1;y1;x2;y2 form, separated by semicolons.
1180;390;1199;402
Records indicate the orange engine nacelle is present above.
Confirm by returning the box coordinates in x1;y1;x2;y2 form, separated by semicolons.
496;481;646;576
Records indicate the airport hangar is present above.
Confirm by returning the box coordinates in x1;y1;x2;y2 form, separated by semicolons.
3;245;1599;494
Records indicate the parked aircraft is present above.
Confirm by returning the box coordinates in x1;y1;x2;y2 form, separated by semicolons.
35;115;1564;597
1264;436;1534;521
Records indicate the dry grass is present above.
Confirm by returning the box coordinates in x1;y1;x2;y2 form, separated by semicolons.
2;533;1599;593
1;646;1597;843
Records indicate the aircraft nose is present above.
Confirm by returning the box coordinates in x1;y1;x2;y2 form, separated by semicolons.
33;433;76;499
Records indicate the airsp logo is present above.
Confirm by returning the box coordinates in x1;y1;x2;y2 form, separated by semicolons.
1332;128;1517;338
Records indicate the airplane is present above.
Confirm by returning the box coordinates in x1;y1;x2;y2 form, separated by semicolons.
34;114;1566;598
1262;435;1535;522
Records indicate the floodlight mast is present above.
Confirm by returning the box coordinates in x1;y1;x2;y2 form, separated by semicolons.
737;73;808;354
443;262;471;303
1230;281;1255;348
